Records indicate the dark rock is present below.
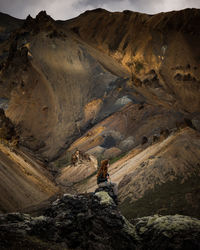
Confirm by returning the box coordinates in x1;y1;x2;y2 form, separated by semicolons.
153;135;159;142
174;73;182;81
138;104;144;110
0;108;16;140
160;128;170;138
0;194;200;249
35;11;53;23
101;135;116;149
174;73;197;82
0;193;137;249
22;10;55;36
131;214;200;250
142;136;148;145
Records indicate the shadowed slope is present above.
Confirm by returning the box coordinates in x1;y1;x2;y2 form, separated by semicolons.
0;12;23;34
0;11;130;160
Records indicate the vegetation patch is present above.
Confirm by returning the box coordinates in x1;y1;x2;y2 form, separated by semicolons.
119;175;200;219
109;152;128;164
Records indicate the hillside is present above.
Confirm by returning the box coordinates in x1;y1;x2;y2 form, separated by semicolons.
0;8;199;221
0;142;58;213
68;8;200;112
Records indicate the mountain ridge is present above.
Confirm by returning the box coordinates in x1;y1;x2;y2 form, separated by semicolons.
0;8;200;221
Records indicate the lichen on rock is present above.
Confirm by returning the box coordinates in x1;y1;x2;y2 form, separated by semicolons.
95;191;115;205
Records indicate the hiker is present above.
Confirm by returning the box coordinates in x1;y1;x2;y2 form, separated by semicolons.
97;159;118;198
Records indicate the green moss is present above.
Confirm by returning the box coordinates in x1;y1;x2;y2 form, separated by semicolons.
145;214;200;233
122;215;139;240
95;191;114;205
119;175;200;219
109;152;127;164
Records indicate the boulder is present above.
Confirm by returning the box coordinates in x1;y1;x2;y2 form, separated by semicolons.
131;214;200;250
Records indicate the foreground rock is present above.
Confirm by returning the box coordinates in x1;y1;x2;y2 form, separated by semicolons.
132;214;200;250
0;192;199;250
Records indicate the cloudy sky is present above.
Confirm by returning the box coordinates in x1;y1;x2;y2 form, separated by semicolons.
0;0;200;20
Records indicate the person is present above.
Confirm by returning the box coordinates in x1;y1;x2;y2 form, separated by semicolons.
97;159;118;198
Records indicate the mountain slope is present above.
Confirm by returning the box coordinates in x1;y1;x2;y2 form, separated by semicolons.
0;142;58;213
1;9;200;160
0;8;200;219
68;8;200;112
63;127;200;218
0;11;132;160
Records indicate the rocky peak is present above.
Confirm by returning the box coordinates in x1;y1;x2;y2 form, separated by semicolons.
35;10;54;23
23;10;54;34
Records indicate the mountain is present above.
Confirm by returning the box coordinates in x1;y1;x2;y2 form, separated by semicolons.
0;7;200;223
0;12;23;37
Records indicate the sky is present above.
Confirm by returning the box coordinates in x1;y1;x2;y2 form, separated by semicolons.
0;0;200;20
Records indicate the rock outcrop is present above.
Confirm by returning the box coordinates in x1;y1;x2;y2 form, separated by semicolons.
131;214;200;250
0;192;199;250
0;108;16;140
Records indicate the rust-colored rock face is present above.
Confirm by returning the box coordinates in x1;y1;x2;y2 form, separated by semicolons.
68;8;200;112
0;8;200;218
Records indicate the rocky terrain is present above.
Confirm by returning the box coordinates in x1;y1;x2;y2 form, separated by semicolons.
0;7;200;249
0;192;200;250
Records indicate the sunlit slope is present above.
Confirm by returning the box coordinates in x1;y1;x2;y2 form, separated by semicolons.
0;143;58;213
70;127;200;218
68;8;200;112
1;9;200;161
118;128;200;218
